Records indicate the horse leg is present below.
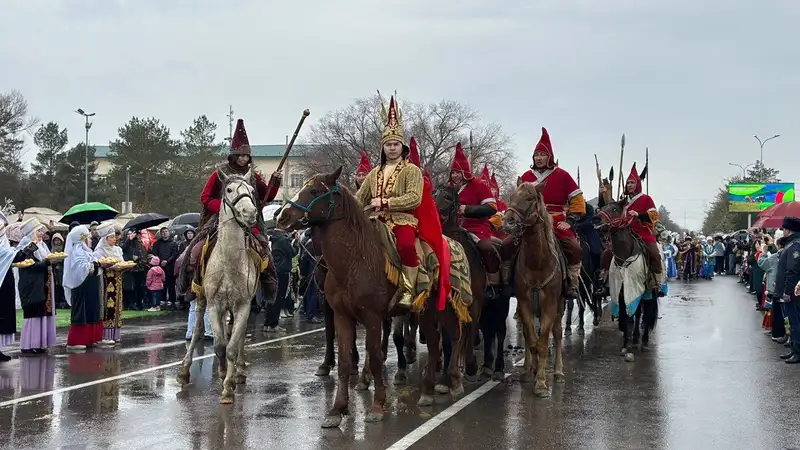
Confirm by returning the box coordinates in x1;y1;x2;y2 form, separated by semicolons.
534;312;554;397
208;304;228;379
405;314;418;365
316;300;336;376
516;289;537;384
577;297;586;335
632;302;642;346
417;310;439;407
492;295;510;381
481;304;495;377
234;330;247;385
443;309;465;396
392;315;408;385
220;306;249;404
437;327;452;393
351;335;360;376
464;291;482;382
177;297;207;386
564;298;574;336
592;293;601;327
381;317;391;362
356;351;372;391
552;308;566;384
364;314;387;423
618;298;635;362
321;309;355;428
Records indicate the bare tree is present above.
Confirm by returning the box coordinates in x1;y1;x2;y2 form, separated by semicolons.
300;94;517;189
0;90;38;208
0;90;38;142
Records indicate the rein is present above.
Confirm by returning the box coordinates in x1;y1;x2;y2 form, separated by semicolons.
220;177;258;233
286;184;341;226
596;210;645;267
507;198;560;290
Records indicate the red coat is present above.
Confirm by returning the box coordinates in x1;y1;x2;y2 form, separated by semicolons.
520;167;584;240
200;169;279;235
413;177;451;311
458;179;496;241
622;193;658;244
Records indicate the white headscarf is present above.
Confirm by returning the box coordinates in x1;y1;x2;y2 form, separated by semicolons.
93;220;123;260
63;225;96;305
0;222;15;283
17;217;49;261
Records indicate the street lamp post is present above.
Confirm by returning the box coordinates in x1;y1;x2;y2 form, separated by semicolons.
75;109;96;203
753;134;780;166
728;162;756;179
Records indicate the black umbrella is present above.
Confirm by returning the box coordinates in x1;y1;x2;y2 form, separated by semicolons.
124;213;170;231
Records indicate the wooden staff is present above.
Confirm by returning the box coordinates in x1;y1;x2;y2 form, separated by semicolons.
276;109;311;172
577;166;581;187
645;146;649;195
616;133;626;200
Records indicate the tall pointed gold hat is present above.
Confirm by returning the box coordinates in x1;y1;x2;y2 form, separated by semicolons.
381;94;404;145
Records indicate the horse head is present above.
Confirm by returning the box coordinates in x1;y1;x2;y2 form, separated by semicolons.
433;184;460;231
217;169;258;229
503;181;548;232
277;167;343;231
592;201;625;230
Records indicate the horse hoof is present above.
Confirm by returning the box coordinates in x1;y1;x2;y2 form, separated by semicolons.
482;366;494;377
219;394;234;405
624;353;635;362
593;318;600;326
450;384;464;397
321;415;342;428
417;394;434;406
393;372;407;386
434;384;449;395
365;410;384;423
564;328;572;337
577;328;585;336
492;371;506;382
315;365;332;377
520;372;534;383
553;372;566;384
620;348;628;356
464;373;478;383
176;372;190;386
234;375;247;385
355;382;370;391
534;384;551;398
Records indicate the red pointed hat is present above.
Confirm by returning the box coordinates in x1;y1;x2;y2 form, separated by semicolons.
356;151;372;175
408;137;421;166
480;164;491;183
450;142;473;180
533;127;555;169
490;173;499;190
627;162;642;195
230;119;251;155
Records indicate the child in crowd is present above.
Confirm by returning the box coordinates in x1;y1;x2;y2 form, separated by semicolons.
146;256;165;312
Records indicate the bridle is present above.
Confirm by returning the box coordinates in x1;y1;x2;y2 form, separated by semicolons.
505;195;544;238
285;182;340;227
595;206;644;266
433;186;459;230
221;177;258;232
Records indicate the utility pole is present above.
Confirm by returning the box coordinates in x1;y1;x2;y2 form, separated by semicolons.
125;165;131;214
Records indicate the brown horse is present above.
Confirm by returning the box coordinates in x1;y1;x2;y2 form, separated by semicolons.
502;181;566;397
276;167;465;428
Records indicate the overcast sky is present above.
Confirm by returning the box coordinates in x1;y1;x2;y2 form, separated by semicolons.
2;0;797;229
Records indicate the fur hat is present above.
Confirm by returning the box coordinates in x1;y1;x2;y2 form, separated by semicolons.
782;216;800;232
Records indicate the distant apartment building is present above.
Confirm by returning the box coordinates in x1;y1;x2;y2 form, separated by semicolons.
93;144;312;201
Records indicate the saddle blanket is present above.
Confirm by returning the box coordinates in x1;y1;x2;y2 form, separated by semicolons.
373;219;472;324
609;250;669;318
191;236;270;299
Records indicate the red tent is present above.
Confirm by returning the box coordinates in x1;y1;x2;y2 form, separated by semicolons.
753;201;800;229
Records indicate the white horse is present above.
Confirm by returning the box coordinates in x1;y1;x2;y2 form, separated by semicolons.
176;169;261;404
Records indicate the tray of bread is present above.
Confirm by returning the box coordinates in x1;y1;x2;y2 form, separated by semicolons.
12;259;35;269
114;261;137;270
98;256;122;266
46;252;68;262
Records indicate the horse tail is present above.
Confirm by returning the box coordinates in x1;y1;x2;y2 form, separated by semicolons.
643;294;658;330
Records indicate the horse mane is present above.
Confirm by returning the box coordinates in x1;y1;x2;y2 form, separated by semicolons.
333;183;383;270
531;186;558;253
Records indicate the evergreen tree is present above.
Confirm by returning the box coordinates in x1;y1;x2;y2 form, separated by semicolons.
31;121;69;204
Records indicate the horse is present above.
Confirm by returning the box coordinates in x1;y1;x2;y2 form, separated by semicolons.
565;217;606;335
592;200;659;362
176;169;261;404
502;181;566;397
276;167;467;428
433;184;509;382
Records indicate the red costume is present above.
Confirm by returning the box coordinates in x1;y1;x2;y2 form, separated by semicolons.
489;173;507;239
354;151;372;190
622;162;663;279
199;119;280;235
409;137;451;310
450;143;501;282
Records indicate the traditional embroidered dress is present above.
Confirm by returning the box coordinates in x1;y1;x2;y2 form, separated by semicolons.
517;127;585;295
16;218;56;352
63;226;104;348
662;240;678;279
0;215;17;360
94;221;126;343
355;95;428;308
701;240;715;280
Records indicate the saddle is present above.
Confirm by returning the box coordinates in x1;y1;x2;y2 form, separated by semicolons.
372;219;472;323
189;232;272;298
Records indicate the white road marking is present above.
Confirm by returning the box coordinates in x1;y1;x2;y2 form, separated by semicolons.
386;307;598;450
0;327;325;408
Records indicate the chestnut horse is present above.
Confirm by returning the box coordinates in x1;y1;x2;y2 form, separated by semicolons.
502;181;566;397
276;167;465;428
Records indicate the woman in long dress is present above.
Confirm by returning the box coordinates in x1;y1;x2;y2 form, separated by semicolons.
662;237;678;280
16;218;56;354
94;221;126;345
0;215;17;361
63;225;105;351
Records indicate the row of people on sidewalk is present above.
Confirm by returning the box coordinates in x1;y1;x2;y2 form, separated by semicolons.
739;219;800;363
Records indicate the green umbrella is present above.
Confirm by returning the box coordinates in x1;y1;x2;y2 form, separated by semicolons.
59;202;119;225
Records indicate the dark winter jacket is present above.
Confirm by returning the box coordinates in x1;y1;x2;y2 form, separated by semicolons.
269;231;296;274
152;235;178;268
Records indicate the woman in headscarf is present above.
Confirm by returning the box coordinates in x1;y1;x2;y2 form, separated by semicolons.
63;225;104;351
50;233;67;308
16;217;56;354
0;214;17;361
94;221;126;345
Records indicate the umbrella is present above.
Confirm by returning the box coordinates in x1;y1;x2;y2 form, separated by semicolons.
753;201;800;229
60;202;119;225
124;213;169;231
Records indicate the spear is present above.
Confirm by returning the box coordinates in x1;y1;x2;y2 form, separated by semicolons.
276;109;311;172
577;166;581;188
645;146;649;195
616;133;626;200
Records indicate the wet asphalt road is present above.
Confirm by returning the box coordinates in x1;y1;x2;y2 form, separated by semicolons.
2;277;800;450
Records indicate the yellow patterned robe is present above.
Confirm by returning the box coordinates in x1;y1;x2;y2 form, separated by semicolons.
355;159;424;229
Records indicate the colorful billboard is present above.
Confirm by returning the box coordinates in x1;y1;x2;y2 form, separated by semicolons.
728;183;795;212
